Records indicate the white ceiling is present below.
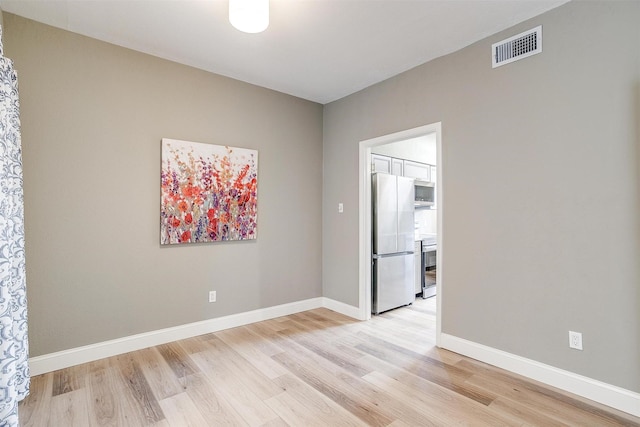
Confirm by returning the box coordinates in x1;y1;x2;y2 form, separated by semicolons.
0;0;569;104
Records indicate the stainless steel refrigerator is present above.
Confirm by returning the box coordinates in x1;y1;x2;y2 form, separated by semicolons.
372;173;415;315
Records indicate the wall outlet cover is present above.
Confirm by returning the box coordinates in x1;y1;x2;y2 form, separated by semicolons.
569;331;583;350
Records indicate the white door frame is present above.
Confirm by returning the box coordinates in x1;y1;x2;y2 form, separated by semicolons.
358;122;443;346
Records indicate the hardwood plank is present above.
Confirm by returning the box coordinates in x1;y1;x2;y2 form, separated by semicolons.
158;392;209;427
354;332;496;406
174;334;217;355
258;317;293;332
258;417;289;427
277;351;444;425
280;316;367;360
406;300;437;316
134;347;184;401
112;353;165;424
387;420;416;427
49;389;90;427
198;334;285;400
465;368;638;426
18;372;53;427
457;357;640;426
488;396;570;427
423;347;465;365
156;341;199;379
52;363;86;396
86;366;119;426
272;374;368;427
238;324;288;357
243;321;291;354
271;351;393;427
355;319;436;354
190;350;280;426
297;310;344;326
271;334;457;427
362;367;513;426
277;327;371;377
265;391;331;427
183;372;249;426
104;362;166;427
216;327;289;379
375;308;435;332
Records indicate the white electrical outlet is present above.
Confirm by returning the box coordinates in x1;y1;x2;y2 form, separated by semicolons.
569;331;583;350
338;203;344;213
209;291;217;303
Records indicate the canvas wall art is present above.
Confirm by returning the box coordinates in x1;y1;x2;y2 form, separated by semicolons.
161;138;258;244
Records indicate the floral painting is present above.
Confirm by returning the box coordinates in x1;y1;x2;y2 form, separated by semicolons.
161;138;258;244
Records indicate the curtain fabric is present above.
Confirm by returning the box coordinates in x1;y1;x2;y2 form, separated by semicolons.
0;26;29;427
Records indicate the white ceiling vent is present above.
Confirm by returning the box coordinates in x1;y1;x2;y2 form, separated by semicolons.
492;25;542;68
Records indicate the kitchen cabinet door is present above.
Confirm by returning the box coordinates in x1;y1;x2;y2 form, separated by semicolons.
391;158;404;176
371;154;392;174
403;160;431;180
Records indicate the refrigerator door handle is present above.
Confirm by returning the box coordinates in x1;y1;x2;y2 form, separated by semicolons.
373;251;414;259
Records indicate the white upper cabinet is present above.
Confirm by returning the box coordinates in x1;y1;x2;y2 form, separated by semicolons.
391;158;404;176
403;160;431;181
373;154;434;181
372;154;392;174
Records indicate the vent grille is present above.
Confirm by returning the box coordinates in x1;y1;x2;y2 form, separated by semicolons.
492;26;542;68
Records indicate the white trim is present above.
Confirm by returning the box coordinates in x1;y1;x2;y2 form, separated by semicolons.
433;123;443;346
441;333;640;417
358;123;443;340
29;297;324;376
358;137;373;322
321;297;362;320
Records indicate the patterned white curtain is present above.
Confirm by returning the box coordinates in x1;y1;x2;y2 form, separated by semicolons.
0;25;29;427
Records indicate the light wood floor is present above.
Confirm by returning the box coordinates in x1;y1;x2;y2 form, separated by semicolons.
19;298;640;426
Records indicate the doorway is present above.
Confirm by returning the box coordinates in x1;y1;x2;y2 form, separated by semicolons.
358;123;443;346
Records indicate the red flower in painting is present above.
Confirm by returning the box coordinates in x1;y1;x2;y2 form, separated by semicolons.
181;230;191;242
207;208;216;222
185;213;193;225
182;184;198;199
238;191;250;206
171;217;181;228
177;200;189;212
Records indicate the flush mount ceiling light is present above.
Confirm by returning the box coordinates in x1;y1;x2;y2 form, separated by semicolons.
229;0;269;33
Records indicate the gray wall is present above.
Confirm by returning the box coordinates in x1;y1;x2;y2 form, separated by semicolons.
4;13;323;357
323;1;640;392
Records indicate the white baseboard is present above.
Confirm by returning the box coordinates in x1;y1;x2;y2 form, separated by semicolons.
29;297;325;376
440;333;640;418
321;297;362;319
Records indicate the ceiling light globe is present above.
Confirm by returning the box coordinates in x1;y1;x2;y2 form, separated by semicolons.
229;0;269;34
